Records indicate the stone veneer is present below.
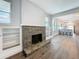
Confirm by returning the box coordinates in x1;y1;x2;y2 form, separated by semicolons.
22;26;46;49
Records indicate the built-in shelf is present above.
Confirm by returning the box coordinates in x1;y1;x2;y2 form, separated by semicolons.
2;28;20;50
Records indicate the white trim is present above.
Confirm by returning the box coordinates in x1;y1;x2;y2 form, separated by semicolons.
46;32;58;40
21;24;45;27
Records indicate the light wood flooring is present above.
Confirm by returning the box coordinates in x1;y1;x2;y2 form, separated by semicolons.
50;35;79;59
7;35;79;59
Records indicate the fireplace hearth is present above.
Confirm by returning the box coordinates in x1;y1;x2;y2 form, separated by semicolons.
22;26;45;49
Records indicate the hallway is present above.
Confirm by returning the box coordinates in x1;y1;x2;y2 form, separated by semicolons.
50;35;79;59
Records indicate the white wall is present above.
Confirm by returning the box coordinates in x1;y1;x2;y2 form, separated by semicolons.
21;0;46;26
11;0;21;26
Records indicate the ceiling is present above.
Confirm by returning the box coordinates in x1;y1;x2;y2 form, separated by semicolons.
56;13;79;21
29;0;79;14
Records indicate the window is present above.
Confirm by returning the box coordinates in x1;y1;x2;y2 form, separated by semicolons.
45;17;50;37
52;18;59;32
0;0;11;23
45;17;52;37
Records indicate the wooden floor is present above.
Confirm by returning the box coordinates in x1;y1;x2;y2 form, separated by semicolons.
8;35;79;59
51;35;79;59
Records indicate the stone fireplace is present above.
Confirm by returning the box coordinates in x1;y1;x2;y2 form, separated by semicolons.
22;26;46;49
